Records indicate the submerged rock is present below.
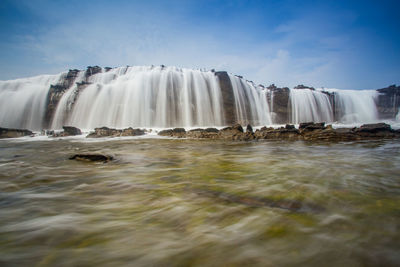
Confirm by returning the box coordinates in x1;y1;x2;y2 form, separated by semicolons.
191;187;323;213
69;154;113;162
0;127;33;138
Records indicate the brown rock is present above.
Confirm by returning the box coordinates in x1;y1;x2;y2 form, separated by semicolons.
0;127;33;138
87;127;145;138
158;128;186;138
69;154;113;162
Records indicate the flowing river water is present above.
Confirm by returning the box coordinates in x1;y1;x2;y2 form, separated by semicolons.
0;137;399;266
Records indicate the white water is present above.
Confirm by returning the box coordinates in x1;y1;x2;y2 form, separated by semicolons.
327;89;379;123
53;66;225;129
230;76;272;126
0;74;64;130
289;89;334;124
0;66;394;130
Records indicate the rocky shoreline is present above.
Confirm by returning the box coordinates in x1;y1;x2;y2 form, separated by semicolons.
158;122;400;141
0;127;33;138
1;123;399;141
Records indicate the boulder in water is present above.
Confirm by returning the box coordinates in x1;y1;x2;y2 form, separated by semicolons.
246;124;253;133
357;123;392;133
121;127;145;136
254;126;300;140
52;126;82;137
0;127;33;138
69;154;113;162
158;128;186;138
218;124;253;140
63;126;82;135
187;128;219;139
87;127;145;138
299;122;326;131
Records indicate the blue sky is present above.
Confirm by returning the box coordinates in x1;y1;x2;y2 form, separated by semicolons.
0;0;399;89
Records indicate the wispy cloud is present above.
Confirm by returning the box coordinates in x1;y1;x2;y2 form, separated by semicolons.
0;0;399;89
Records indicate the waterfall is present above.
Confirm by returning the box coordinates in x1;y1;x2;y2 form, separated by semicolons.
229;76;272;126
328;89;379;123
0;74;64;130
53;66;225;129
289;89;334;124
0;65;396;131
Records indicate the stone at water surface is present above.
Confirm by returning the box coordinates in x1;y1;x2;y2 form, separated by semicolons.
158;128;186;138
299;122;325;131
86;127;145;138
186;128;219;139
52;126;82;137
357;123;392;133
0;127;33;138
69;154;113;162
157;122;400;141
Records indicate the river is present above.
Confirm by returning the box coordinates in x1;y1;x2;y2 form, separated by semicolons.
0;137;399;266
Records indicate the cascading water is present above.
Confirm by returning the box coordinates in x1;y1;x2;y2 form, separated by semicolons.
52;66;225;129
0;74;64;131
289;89;334;124
328;89;379;123
229;76;272;126
0;65;396;131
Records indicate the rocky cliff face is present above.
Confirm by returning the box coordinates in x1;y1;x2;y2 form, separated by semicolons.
41;66;400;128
376;85;400;119
44;66;103;128
215;71;235;125
266;84;291;123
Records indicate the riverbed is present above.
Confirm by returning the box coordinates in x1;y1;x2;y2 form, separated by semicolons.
0;137;399;266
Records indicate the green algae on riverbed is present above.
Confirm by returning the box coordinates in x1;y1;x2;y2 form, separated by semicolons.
0;138;400;266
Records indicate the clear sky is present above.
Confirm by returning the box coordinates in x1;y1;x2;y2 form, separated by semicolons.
1;0;399;89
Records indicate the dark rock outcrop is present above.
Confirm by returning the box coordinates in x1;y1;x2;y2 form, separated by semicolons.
86;127;145;138
299;122;326;131
219;124;251;140
158;128;186;138
64;126;81;135
0;127;33;138
52;126;82;137
376;85;400;119
85;66;102;78
215;71;235;125
254;126;300;140
294;84;315;90
158;123;400;141
267;86;290;124
186;128;219;139
44;69;82;127
37;66;400;128
246;124;253;133
69;154;113;162
63;126;82;135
